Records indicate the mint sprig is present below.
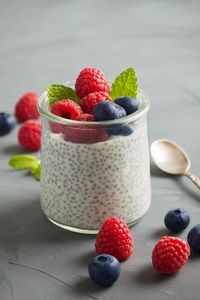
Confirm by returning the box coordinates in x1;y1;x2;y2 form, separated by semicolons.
110;67;138;100
47;84;80;105
9;155;41;181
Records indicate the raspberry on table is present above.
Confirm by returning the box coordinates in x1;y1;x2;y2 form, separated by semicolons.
15;92;39;122
75;67;110;98
152;236;190;274
18;120;41;151
95;217;133;261
80;91;111;114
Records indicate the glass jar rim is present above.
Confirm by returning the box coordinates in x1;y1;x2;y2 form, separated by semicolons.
38;82;150;126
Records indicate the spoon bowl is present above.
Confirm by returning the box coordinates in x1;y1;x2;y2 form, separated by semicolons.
150;139;200;189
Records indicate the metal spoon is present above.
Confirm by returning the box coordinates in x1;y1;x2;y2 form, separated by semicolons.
150;139;200;189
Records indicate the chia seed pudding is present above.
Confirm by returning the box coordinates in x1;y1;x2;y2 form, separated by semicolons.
39;99;150;233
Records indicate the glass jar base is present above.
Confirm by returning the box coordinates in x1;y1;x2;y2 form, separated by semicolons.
47;214;146;234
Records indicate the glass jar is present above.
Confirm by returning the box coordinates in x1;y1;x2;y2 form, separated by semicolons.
38;83;151;234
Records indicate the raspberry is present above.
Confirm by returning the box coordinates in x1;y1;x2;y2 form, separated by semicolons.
50;99;82;133
63;125;109;144
152;236;190;274
75;114;94;121
15;92;39;122
18;120;41;151
51;99;82;119
95;217;133;261
75;67;110;98
80;91;111;114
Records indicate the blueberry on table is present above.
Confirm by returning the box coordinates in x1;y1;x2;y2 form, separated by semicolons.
88;254;121;286
107;124;133;136
114;97;140;115
164;208;190;233
0;112;16;136
187;224;200;253
94;101;126;121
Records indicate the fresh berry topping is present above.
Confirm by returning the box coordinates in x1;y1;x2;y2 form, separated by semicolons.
75;114;94;121
164;208;190;233
95;217;133;261
50;99;82;120
0;112;16;136
152;236;190;274
88;254;121;286
107;124;133;136
18;120;41;151
15;92;39;122
94;101;126;121
80;91;111;114
63;126;109;144
75;67;110;98
114;97;140;115
187;224;200;253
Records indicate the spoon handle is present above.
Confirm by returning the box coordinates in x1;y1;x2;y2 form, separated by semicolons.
184;171;200;189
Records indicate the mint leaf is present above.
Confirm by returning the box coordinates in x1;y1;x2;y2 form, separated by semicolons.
47;84;80;105
9;155;39;170
110;67;138;100
31;162;41;181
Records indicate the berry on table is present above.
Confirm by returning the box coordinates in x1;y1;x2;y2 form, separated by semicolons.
0;112;16;136
88;254;121;286
114;97;140;115
80;91;111;114
164;208;190;233
152;236;190;274
15;92;39;122
18;120;41;151
187;224;200;253
75;67;110;98
50;99;82;120
94;101;126;121
95;217;133;261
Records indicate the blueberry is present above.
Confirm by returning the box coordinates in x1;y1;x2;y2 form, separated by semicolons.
164;208;190;233
0;112;16;136
114;97;140;115
187;224;200;253
94;101;126;121
88;254;121;286
107;124;133;136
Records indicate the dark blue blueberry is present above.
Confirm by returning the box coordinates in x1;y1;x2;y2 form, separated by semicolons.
114;97;140;115
0;112;16;137
108;124;133;136
94;101;126;121
88;254;121;286
164;208;190;233
187;224;200;253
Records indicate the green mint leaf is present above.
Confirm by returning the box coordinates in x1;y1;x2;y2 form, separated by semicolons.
9;155;39;170
110;67;138;100
47;84;80;105
31;161;41;181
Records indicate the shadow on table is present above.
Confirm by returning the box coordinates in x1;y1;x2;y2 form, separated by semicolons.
0;195;94;258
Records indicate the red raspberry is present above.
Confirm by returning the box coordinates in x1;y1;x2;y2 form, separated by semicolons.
15;92;39;122
18;120;41;151
75;114;94;121
80;91;111;114
75;67;110;98
50;99;82;133
95;217;133;261
152;236;190;274
63;125;109;144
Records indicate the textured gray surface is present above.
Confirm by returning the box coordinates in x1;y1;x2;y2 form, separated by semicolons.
0;0;200;299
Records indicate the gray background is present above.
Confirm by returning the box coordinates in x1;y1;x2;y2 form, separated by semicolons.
0;0;200;299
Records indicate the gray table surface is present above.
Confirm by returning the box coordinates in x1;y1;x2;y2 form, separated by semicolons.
0;0;200;299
